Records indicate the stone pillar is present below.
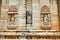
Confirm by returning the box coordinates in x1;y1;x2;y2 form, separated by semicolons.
32;0;40;30
1;0;8;30
18;0;26;30
57;0;60;31
50;0;59;31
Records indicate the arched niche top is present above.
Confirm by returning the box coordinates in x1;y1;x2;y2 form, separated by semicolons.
41;5;50;13
8;5;17;12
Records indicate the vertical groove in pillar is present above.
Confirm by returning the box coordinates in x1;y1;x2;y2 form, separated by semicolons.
26;0;32;30
0;0;2;18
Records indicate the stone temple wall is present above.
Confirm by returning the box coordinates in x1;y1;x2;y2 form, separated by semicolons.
0;0;59;31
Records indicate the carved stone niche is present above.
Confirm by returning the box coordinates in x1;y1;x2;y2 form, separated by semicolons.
40;5;51;30
7;5;18;30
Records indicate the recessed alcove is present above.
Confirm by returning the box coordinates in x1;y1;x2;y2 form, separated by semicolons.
7;5;18;30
